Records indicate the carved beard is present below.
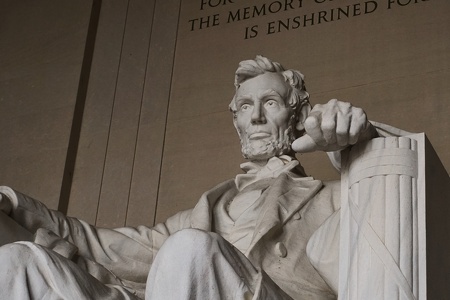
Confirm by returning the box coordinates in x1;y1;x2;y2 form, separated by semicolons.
239;125;296;161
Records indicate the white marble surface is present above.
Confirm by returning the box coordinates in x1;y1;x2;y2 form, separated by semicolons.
0;56;448;299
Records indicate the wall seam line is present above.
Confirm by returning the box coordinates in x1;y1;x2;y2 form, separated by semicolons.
95;0;131;225
152;0;183;226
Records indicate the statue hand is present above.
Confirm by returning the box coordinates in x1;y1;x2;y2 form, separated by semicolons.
292;99;377;153
0;193;12;215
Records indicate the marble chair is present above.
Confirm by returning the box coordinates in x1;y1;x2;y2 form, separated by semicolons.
339;134;450;300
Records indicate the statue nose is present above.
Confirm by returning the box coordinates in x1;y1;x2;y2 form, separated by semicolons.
251;103;266;124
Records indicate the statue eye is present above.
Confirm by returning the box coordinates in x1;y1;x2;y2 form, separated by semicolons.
265;100;278;107
240;104;251;111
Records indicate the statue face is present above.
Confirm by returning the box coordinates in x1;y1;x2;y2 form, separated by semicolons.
233;72;295;161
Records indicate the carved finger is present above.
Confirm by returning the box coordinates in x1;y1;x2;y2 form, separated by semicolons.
339;102;352;117
321;114;337;145
336;111;350;146
348;109;368;145
304;111;326;146
291;134;318;153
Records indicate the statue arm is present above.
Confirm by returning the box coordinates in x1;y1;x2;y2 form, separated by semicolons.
0;186;193;282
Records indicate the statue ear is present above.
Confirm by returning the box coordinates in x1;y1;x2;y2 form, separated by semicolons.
295;102;312;132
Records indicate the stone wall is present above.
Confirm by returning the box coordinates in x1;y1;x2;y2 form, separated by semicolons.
0;0;92;209
1;0;449;227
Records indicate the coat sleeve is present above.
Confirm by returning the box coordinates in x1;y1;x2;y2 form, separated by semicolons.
0;186;192;283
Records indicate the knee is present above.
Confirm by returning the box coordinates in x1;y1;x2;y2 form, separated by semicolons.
161;229;219;258
0;242;37;268
0;241;36;256
170;228;215;243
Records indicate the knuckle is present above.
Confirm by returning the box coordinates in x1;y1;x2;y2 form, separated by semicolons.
340;102;352;113
304;116;319;128
352;107;365;117
321;119;336;131
315;103;324;109
310;104;323;113
328;99;338;105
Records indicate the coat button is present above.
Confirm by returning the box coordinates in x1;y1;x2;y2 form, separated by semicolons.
293;211;301;220
275;242;287;258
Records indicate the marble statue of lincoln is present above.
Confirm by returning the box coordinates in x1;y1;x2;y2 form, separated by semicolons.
0;56;405;299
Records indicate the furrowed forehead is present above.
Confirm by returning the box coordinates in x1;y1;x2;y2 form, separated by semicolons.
235;73;290;100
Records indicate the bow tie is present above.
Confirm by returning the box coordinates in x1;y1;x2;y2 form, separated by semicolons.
235;156;302;191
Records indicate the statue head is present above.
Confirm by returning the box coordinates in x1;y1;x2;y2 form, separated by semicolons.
229;56;311;161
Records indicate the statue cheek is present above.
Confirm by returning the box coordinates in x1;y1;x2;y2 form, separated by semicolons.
235;115;248;130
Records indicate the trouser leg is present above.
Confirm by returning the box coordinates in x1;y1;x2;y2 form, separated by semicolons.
0;242;138;300
145;229;292;300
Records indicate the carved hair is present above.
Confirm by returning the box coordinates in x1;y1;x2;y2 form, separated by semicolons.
229;55;310;116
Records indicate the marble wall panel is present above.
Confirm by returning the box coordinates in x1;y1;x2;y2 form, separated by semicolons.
63;0;181;226
1;0;448;229
126;0;181;227
93;0;157;228
155;0;450;222
65;0;129;224
0;0;92;209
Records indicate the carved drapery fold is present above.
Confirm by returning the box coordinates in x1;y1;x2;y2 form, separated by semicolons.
340;137;419;300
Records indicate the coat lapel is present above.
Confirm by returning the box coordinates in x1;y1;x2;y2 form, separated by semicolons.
190;179;238;231
246;173;323;254
188;172;322;254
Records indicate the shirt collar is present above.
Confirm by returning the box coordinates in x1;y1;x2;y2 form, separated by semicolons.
235;155;306;191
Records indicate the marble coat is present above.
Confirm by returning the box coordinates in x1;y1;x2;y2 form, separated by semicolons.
0;168;340;300
192;173;341;299
0;122;409;299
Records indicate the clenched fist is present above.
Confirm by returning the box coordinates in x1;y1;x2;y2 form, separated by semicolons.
292;99;378;153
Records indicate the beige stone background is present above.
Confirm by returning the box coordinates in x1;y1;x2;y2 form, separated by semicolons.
0;0;449;227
